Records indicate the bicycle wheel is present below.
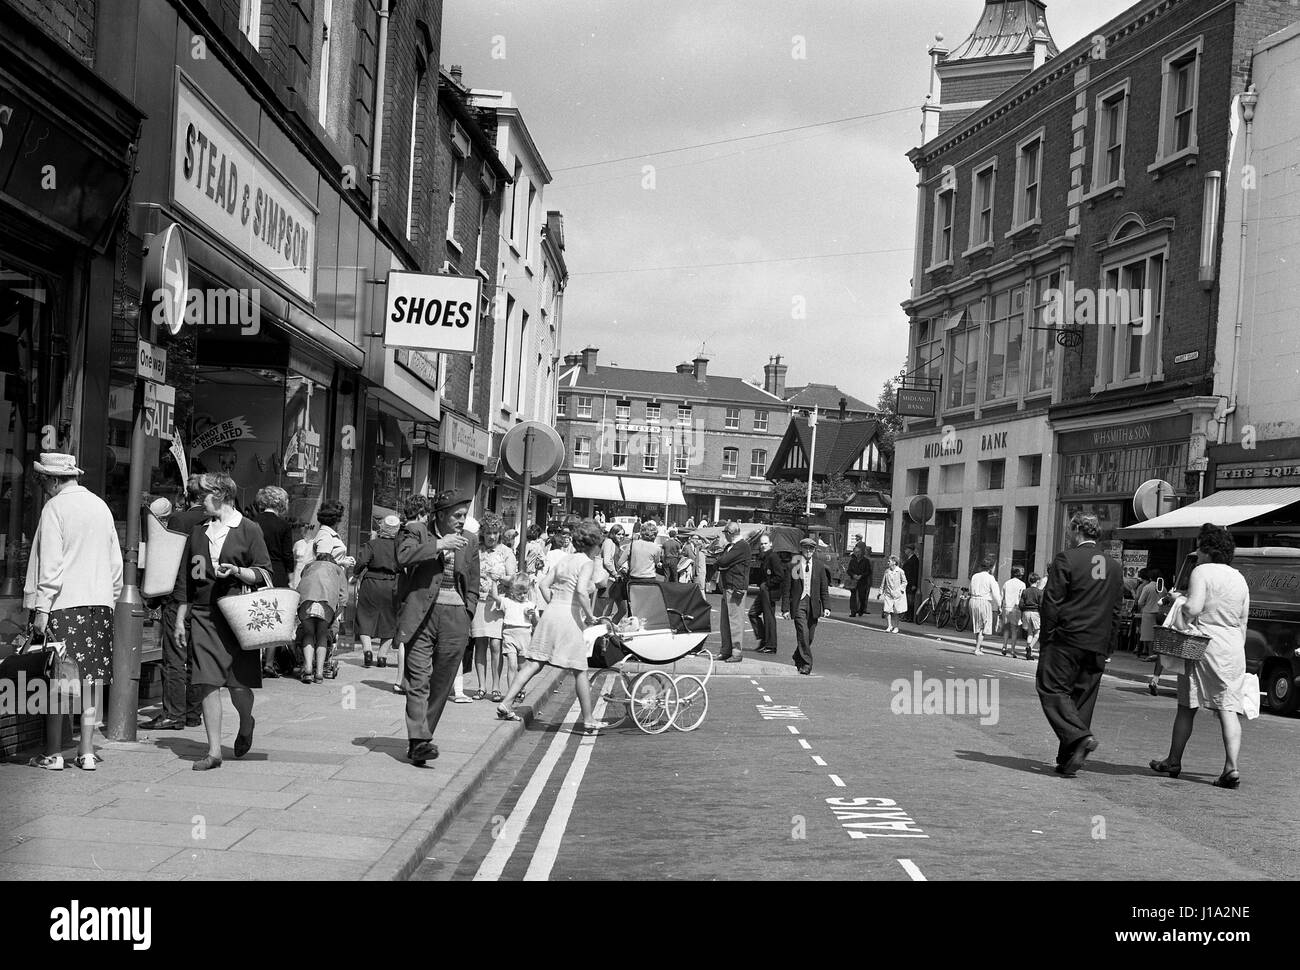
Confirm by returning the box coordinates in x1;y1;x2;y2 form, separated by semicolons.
913;599;932;625
953;600;970;631
935;599;952;629
589;667;631;727
630;670;677;735
671;675;708;732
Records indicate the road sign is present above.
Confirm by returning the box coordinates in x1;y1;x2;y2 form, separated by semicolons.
1133;479;1176;521
142;223;189;335
137;340;167;382
908;495;935;524
500;421;564;484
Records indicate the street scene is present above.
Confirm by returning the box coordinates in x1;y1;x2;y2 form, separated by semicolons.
1;0;1298;933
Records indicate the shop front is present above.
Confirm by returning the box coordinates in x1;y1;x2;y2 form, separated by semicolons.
437;411;490;513
891;414;1054;587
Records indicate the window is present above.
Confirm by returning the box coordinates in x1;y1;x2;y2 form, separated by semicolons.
753;410;768;432
1012;130;1044;229
722;448;739;478
556;396;567;417
573;436;591;469
984;286;1025;402
1019;454;1042;487
1092;81;1129;192
645;403;661;424
575;396;592;419
980;459;1006;490
931;185;955;267
405;65;425;239
1154;38;1202;166
674;446;689;475
239;0;261;47
499;293;516;409
940;463;965;494
475;195;490;269
914;315;944;396
508;161;522;242
446;154;463;243
933;509;962;580
750;449;768;479
1028;271;1060;395
724;408;740;430
516;310;529;408
909;467;930;496
969;507;1002;576
613;431;629;470
643;435;660;473
968;161;996;250
677;406;692;427
523;182;536;261
946;300;984;409
615;401;630;421
1095;250;1166;388
317;0;332;125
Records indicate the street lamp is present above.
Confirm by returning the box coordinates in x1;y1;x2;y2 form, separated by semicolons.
805;407;818;518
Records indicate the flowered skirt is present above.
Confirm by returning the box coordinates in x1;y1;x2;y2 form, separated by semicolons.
48;606;114;682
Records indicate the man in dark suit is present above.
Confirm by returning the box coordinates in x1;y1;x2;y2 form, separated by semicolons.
748;533;785;653
901;545;920;622
396;490;480;766
789;537;831;675
1038;512;1123;777
712;521;752;662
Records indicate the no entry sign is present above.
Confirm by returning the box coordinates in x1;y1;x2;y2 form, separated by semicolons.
383;271;481;355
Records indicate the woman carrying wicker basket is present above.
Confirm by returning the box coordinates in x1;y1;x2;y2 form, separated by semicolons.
1149;524;1250;789
174;473;274;771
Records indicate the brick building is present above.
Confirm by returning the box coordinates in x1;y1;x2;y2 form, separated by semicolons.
895;0;1300;590
554;350;791;526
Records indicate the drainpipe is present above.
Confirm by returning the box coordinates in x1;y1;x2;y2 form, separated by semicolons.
1218;85;1258;445
368;0;391;225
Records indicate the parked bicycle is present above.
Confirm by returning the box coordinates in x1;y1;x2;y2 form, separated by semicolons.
915;580;962;628
950;587;972;632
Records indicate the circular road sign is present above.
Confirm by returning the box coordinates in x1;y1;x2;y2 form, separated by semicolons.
143;223;189;335
501;421;564;484
1133;479;1176;522
908;495;936;524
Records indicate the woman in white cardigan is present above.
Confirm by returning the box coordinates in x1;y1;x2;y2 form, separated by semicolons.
24;453;124;771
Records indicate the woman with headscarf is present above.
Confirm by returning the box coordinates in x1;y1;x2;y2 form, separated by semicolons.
357;514;401;669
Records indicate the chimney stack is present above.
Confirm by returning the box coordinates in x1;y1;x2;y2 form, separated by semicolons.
450;64;464;84
564;353;582;367
767;354;788;398
675;361;694;375
839;396;848;422
580;347;598;374
693;355;709;383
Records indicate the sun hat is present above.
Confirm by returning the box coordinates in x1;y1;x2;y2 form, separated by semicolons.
33;453;83;477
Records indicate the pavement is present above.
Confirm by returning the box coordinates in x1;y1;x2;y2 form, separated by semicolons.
0;650;567;881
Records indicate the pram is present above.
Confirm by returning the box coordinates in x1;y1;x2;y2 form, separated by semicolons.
587;581;715;734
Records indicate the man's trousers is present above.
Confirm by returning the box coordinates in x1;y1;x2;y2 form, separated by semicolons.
403;602;472;741
1036;639;1107;763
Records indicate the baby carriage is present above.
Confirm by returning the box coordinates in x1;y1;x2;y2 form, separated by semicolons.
587;581;715;734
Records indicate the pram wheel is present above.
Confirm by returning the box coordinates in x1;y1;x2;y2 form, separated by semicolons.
588;667;631;728
630;671;677;735
671;675;708;732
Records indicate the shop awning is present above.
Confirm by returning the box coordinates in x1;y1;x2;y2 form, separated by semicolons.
1118;487;1300;539
567;473;623;501
620;476;686;506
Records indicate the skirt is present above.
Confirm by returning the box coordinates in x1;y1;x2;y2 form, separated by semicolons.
882;592;907;614
189;603;262;689
969;597;994;635
1140;612;1158;643
522;594;588;671
356;576;398;639
298;600;337;626
48;606;114;682
471;597;505;639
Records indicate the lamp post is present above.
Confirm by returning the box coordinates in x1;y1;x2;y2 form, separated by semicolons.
804;407;818;519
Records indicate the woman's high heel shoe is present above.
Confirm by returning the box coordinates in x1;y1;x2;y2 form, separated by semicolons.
1149;759;1181;778
1212;770;1241;789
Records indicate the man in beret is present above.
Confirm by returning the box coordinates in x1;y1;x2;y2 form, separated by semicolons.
396;490;480;766
789;537;831;675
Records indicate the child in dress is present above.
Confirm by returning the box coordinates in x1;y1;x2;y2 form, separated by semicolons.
495;574;538;705
296;537;350;683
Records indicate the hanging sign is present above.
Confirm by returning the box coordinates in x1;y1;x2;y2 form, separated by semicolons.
383;271;481;354
170;433;189;483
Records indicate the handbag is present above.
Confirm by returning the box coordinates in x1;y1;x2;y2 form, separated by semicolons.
1153;597;1209;661
44;637;82;699
1242;673;1261;720
216;566;300;650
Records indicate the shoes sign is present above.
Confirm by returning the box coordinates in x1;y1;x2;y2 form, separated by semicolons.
383;270;481;355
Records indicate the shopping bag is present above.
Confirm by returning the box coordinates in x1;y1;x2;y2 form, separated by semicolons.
1242;673;1261;720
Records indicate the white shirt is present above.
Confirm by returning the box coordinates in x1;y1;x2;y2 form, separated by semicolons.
205;510;243;563
1003;577;1026;612
797;557;813;600
969;570;1002;607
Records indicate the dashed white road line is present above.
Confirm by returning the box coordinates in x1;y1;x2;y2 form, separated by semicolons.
828;774;846;787
787;726;800;735
898;859;927;881
749;679;759;685
798;739;812;749
811;755;827;766
762;695;773;702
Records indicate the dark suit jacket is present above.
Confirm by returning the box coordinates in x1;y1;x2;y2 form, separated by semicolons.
1041;541;1123;654
174;517;272;607
760;550;787;594
714;538;752;591
254;510;295;587
395;520;480;641
902;555;920;591
789;557;831;618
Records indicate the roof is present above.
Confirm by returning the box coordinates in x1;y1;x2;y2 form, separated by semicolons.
944;1;1057;63
558;364;787;406
784;383;877;414
770;417;882;478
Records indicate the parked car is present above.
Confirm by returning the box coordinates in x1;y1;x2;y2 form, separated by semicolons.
1170;547;1300;715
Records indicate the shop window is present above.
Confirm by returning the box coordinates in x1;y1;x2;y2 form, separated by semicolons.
754;410;768;432
722;448;738;478
969;507;1002;576
980;459;1005;490
1019;454;1042;487
573;436;591;468
725;408;740;430
940;463;964;494
932;509;961;580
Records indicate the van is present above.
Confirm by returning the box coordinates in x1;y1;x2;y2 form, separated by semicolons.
1171;547;1300;715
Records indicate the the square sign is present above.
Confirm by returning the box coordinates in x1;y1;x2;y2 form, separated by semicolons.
383;271;481;355
896;387;936;418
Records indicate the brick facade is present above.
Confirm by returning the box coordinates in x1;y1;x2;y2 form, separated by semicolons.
9;0;95;62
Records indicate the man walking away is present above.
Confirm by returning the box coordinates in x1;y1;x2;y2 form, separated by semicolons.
902;545;920;623
1037;513;1123;778
713;521;752;663
748;533;785;653
658;527;682;580
790;538;830;675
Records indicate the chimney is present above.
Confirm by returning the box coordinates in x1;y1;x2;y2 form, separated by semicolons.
693;355;709;383
769;354;788;398
581;347;598;374
839;396;848;422
675;361;694;375
450;64;464;85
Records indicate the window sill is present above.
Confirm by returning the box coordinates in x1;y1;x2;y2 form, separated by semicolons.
1147;146;1198;177
925;258;954;274
523;262;534;278
1005;218;1041;239
475;264;490;281
446;237;464;256
1093;371;1166;394
1082;178;1125;204
961;241;994;258
508;241;521;259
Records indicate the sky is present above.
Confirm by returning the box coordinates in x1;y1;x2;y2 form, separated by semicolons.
442;0;1137;405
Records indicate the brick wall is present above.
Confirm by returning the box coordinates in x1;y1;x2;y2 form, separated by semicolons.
8;0;95;62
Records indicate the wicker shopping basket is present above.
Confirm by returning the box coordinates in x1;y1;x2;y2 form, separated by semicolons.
1153;625;1209;661
217;588;300;650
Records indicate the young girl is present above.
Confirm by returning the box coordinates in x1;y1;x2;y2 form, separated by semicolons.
495;574;538;706
296;537;349;683
880;556;907;634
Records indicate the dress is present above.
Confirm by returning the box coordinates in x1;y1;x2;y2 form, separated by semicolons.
355;535;399;638
881;566;907;615
471;544;517;638
968;570;1001;634
1178;562;1249;713
524;553;594;671
1137;581;1162;642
